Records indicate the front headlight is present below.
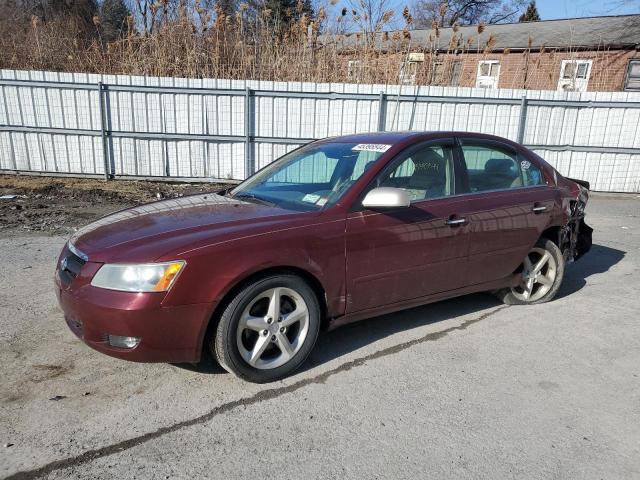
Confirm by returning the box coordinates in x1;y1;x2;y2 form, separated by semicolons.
90;261;186;292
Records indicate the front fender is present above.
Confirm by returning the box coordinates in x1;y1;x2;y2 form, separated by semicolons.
160;217;347;316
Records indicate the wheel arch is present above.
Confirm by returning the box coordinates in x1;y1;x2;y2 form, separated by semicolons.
198;265;329;358
540;225;563;247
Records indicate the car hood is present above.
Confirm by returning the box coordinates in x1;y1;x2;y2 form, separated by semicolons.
70;193;309;263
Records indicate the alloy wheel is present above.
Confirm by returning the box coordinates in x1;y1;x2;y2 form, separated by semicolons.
510;247;558;302
236;287;310;369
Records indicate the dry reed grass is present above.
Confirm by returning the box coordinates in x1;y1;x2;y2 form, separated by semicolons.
0;2;617;91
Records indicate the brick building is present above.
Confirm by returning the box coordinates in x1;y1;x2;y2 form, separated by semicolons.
330;15;640;92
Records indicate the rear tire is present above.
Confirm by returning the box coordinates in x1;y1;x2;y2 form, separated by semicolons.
496;237;565;305
212;274;320;383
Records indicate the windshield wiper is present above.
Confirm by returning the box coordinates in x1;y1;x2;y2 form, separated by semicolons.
233;192;277;207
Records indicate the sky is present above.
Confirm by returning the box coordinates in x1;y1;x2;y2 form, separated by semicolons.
535;0;639;20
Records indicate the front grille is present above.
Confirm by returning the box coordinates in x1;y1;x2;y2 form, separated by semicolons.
58;247;87;286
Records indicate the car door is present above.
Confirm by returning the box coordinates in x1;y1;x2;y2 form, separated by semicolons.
456;137;558;286
344;139;472;313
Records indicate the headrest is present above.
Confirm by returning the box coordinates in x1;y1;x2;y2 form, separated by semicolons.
362;161;376;172
485;158;515;175
411;151;446;178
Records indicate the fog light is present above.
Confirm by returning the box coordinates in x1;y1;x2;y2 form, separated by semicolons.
107;335;141;349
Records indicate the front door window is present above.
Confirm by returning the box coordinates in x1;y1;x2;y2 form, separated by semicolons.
378;145;455;202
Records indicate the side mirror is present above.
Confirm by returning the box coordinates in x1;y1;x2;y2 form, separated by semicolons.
362;187;411;209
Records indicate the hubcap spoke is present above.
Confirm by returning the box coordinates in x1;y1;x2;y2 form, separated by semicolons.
241;315;266;332
249;334;271;366
523;256;534;273
522;277;534;299
266;288;281;321
275;332;294;360
533;251;550;273
537;274;553;287
280;306;307;327
527;277;535;292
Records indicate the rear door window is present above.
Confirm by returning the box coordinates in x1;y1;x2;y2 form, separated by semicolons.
460;144;543;192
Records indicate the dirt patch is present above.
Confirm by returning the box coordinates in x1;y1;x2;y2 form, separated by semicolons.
0;175;229;235
30;364;73;383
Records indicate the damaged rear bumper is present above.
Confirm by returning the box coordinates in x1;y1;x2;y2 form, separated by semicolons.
571;218;593;261
562;179;593;262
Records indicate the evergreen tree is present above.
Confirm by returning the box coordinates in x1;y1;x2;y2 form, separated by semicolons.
519;1;541;22
217;0;237;19
99;0;130;42
261;0;312;34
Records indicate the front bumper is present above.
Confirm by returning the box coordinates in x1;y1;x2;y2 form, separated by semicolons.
55;263;214;363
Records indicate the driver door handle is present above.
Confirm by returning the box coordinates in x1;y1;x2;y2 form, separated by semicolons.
532;205;547;213
446;217;467;226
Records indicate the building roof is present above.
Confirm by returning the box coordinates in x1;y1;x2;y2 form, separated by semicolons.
322;14;640;52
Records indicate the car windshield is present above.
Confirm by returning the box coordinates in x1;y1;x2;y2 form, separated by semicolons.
229;142;389;211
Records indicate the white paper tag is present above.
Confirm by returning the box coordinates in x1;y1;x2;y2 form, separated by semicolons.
302;193;321;203
352;144;392;153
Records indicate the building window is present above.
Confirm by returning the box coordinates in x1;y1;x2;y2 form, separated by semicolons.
562;61;589;79
399;61;419;85
625;60;640;91
399;53;425;85
476;60;500;89
431;61;444;84
347;60;363;82
431;60;463;86
558;59;592;92
451;60;463;86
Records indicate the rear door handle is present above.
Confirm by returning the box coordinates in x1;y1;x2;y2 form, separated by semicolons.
446;217;467;226
532;205;547;213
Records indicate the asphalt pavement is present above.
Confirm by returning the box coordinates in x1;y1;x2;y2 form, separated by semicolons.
1;193;638;479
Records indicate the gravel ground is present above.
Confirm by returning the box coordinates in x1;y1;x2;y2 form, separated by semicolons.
0;191;639;480
0;175;227;235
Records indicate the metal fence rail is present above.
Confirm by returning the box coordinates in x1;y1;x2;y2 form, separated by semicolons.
1;70;639;192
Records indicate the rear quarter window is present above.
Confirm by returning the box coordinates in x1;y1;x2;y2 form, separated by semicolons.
520;158;544;187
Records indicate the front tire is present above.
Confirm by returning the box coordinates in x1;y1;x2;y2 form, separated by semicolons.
212;274;321;383
496;237;565;305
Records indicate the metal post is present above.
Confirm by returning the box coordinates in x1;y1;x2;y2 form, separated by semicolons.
97;82;110;180
244;87;255;178
516;93;528;144
0;85;17;170
377;91;387;132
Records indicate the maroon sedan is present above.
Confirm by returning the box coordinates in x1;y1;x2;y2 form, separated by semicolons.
56;132;592;382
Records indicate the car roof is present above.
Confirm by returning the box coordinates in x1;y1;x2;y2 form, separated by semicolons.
314;131;426;145
315;131;521;149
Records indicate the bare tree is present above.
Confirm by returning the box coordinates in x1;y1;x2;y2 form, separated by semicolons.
346;0;396;39
412;0;527;27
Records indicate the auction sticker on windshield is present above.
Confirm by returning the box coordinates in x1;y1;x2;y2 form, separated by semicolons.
352;144;392;152
302;193;321;203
